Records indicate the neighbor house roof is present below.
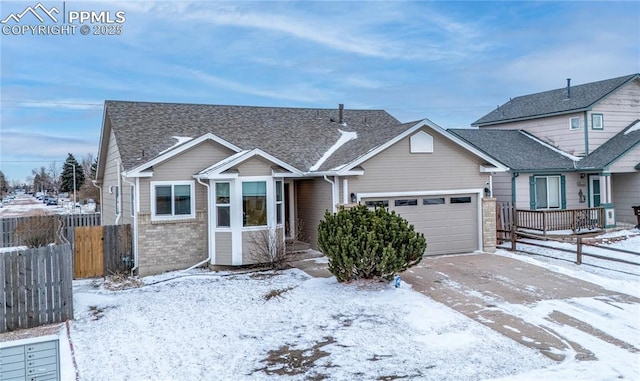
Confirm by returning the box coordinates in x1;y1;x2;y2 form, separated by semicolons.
472;74;639;126
448;129;576;172
577;119;640;170
103;101;405;174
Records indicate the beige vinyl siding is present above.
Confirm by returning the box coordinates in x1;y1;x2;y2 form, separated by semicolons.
348;129;489;194
482;113;587;157
609;145;640;172
235;157;273;176
119;185;133;225
215;232;233;265
589;80;640;152
563;173;585;210
101;128;120;225
138;141;235;214
513;175;531;209
612;173;640;225
296;178;332;249
491;172;513;204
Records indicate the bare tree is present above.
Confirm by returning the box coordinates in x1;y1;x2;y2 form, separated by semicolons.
81;153;95;179
32;166;51;194
48;161;61;195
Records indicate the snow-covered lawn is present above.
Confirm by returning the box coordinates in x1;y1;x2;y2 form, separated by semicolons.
10;229;637;380
64;270;554;381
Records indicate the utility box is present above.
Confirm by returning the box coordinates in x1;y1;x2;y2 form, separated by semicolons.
0;336;60;381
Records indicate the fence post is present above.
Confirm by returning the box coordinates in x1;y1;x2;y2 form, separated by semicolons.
576;236;583;265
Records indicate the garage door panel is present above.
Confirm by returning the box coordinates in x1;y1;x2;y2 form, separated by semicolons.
365;193;478;256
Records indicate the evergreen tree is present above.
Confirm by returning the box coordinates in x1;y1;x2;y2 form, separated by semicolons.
61;153;85;193
318;204;426;282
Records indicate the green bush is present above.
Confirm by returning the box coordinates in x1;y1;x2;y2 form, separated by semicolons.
317;205;426;282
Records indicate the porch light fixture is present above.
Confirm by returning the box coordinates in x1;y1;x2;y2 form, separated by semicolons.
350;193;357;203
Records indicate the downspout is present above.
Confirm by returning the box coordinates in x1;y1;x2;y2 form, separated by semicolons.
114;159;122;225
91;180;102;214
185;176;213;271
583;110;589;156
323;175;337;213
121;175;138;276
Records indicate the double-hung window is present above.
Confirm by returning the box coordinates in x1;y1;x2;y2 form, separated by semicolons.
591;113;604;130
569;117;580;130
275;180;284;225
534;176;561;209
151;181;194;220
242;181;267;227
216;182;231;228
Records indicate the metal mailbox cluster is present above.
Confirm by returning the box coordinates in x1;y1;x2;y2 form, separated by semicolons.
0;336;60;381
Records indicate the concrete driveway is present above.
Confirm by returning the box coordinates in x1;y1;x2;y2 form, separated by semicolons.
401;253;639;361
293;251;639;362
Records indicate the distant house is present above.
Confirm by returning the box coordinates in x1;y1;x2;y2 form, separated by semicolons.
451;73;640;227
95;101;507;276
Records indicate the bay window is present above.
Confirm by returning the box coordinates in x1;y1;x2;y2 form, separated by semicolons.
242;181;267;226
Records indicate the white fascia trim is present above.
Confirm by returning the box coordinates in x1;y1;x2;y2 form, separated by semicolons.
200;148;303;178
194;173;239;180
519;131;581;161
308;169;364;177
480;165;507;173
273;171;304;178
95;105;109;180
126;133;242;177
356;188;484;202
198;150;251;176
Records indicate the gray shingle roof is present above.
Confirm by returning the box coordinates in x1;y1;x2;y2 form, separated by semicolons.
577;120;640;170
473;74;639;126
448;129;576;171
104;101;403;173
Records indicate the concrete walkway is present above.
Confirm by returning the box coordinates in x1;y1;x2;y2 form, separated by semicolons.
293;251;639;362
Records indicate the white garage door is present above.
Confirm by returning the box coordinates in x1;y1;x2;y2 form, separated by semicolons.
363;194;479;256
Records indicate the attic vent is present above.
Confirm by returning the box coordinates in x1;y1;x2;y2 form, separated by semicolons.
410;131;433;153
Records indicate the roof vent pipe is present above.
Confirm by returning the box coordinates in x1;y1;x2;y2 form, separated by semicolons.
338;103;344;124
566;78;571;99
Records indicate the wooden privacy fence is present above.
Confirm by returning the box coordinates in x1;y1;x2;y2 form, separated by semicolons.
0;213;101;249
74;224;132;278
1;244;74;333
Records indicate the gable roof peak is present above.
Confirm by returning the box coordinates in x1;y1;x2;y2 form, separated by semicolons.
473;73;639;126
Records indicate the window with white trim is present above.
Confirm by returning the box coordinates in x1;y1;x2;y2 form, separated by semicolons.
591;113;603;130
569;117;580;130
215;182;230;228
275;180;284;225
243;181;267;227
534;176;561;209
151;181;195;220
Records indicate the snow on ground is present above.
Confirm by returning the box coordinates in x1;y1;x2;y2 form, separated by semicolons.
498;229;640;296
64;270;553;381
0;194;96;217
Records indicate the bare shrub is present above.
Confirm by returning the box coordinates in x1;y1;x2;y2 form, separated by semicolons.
249;228;297;270
14;211;58;248
103;271;143;291
263;286;296;301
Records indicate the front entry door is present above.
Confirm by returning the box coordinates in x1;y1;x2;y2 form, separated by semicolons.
589;176;601;207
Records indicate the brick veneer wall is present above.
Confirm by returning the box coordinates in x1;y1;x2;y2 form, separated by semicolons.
136;211;208;276
482;198;497;253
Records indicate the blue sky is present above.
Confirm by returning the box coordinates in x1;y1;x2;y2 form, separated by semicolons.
1;1;638;183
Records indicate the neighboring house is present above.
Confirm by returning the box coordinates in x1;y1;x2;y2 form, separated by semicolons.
451;73;640;227
95;101;507;276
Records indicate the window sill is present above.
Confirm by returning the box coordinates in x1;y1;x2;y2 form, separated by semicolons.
150;215;197;224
